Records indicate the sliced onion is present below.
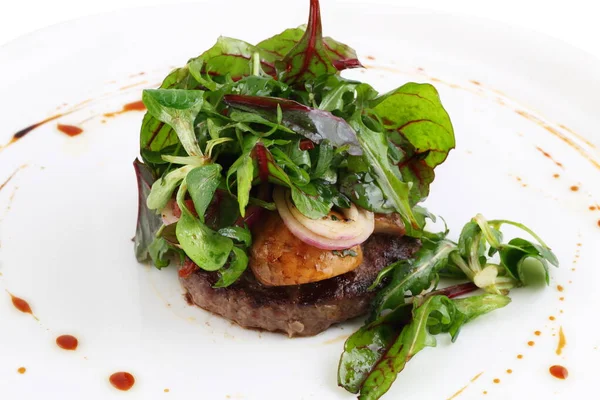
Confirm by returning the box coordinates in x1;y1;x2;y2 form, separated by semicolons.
161;199;179;225
273;187;374;250
285;193;367;240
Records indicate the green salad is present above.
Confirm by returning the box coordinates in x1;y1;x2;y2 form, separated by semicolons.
133;0;558;398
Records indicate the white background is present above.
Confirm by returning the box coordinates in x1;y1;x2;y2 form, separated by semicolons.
0;0;599;60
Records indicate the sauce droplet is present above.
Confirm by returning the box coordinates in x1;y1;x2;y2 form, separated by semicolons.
534;331;541;336
164;388;170;393
506;369;513;374
528;341;535;346
557;285;564;292
570;185;579;192
483;391;488;395
549;365;568;379
109;372;135;391
597;219;600;228
56;124;84;137
590;206;597;211
517;354;523;359
104;100;146;117
56;335;78;351
17;367;26;374
556;326;567;355
549;316;556;321
8;292;36;318
553;173;560;178
493;378;500;384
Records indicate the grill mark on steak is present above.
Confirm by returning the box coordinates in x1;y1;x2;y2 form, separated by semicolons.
180;234;420;336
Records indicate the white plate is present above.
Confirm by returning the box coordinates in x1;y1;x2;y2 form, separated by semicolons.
1;2;599;399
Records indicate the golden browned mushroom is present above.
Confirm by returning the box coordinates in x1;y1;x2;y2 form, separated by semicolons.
374;213;406;236
249;212;363;286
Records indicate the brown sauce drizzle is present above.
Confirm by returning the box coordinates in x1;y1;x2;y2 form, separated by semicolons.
56;124;84;137
17;367;26;374
535;146;564;168
549;365;568;379
109;372;135;391
56;335;78;350
556;327;566;355
103;100;146;117
515;109;600;170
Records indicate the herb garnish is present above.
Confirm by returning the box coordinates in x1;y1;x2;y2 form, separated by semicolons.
134;0;454;282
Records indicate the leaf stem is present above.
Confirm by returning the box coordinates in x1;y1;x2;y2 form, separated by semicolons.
488;219;550;249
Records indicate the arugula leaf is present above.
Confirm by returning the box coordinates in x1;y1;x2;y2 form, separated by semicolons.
339;171;393;213
351;117;418;229
271;147;311;186
214;246;249;288
133;159;163;262
310;140;333;179
142;89;205;157
370;239;456;320
371;82;455;168
447;214;558;294
451;294;511;340
277;0;337;84
186;164;223;222
223;94;362;155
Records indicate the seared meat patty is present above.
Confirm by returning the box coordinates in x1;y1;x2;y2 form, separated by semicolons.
180;234;420;337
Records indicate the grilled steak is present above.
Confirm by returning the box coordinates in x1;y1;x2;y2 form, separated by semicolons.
180;233;420;337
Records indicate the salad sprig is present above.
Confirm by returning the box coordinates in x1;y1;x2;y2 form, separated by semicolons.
134;0;455;286
338;214;558;399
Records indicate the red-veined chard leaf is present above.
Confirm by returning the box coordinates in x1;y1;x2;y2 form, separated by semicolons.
133;159;163;262
277;0;338;84
338;282;481;394
371;82;455;169
358;294;509;400
257;26;362;71
223;94;362;155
